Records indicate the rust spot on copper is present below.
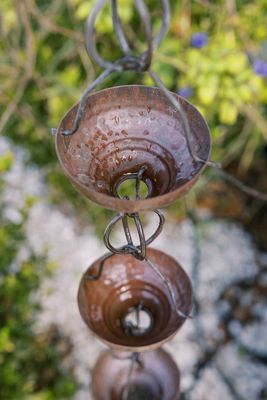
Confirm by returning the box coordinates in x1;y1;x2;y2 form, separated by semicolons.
56;85;211;212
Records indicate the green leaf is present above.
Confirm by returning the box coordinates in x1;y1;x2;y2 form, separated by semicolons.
219;101;238;124
0;151;14;173
198;86;217;106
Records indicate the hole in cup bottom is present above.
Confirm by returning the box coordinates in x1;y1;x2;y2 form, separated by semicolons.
122;305;154;336
121;383;158;400
113;166;152;200
116;178;150;200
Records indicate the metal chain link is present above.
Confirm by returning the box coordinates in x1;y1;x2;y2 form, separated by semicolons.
86;165;192;321
59;0;170;136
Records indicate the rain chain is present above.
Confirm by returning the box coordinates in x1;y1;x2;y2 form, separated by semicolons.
53;1;267;398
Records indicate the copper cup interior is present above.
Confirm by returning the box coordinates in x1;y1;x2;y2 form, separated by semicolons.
78;248;192;351
56;85;211;212
91;348;180;400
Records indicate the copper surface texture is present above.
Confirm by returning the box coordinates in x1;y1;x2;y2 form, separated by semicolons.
56;85;211;212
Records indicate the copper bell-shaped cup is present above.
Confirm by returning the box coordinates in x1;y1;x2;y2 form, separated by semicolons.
56;85;211;212
91;348;180;400
78;248;192;351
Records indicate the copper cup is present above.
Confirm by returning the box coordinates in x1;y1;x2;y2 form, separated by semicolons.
78;248;192;351
56;85;211;212
91;348;180;400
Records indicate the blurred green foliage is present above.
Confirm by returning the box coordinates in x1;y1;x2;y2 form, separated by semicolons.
0;153;77;399
1;0;267;228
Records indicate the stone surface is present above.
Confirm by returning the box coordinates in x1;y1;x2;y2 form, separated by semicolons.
189;366;235;400
216;344;267;400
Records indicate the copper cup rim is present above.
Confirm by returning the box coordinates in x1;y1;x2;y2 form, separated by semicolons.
77;248;193;352
56;85;211;212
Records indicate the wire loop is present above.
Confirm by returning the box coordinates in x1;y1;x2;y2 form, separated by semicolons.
86;252;114;280
103;208;165;261
59;0;172;136
85;0;115;69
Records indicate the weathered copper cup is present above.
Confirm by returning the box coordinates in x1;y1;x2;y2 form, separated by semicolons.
78;248;192;351
91;348;180;400
56;85;211;212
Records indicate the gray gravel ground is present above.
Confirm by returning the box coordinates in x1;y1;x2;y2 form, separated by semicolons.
2;137;267;400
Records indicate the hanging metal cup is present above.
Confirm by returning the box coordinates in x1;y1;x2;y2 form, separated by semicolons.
91;348;180;400
56;85;211;212
78;248;192;351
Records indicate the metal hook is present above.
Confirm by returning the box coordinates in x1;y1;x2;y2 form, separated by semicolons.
86;252;113;280
114;166;153;200
61;67;116;136
135;165;147;200
145;256;192;320
122;301;154;337
149;70;204;165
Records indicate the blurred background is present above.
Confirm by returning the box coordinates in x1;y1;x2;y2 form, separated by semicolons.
0;0;267;399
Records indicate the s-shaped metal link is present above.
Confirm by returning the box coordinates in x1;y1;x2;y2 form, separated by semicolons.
86;165;191;320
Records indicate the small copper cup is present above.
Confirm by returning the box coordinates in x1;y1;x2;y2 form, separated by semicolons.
56;85;211;212
91;348;180;400
78;248;192;351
